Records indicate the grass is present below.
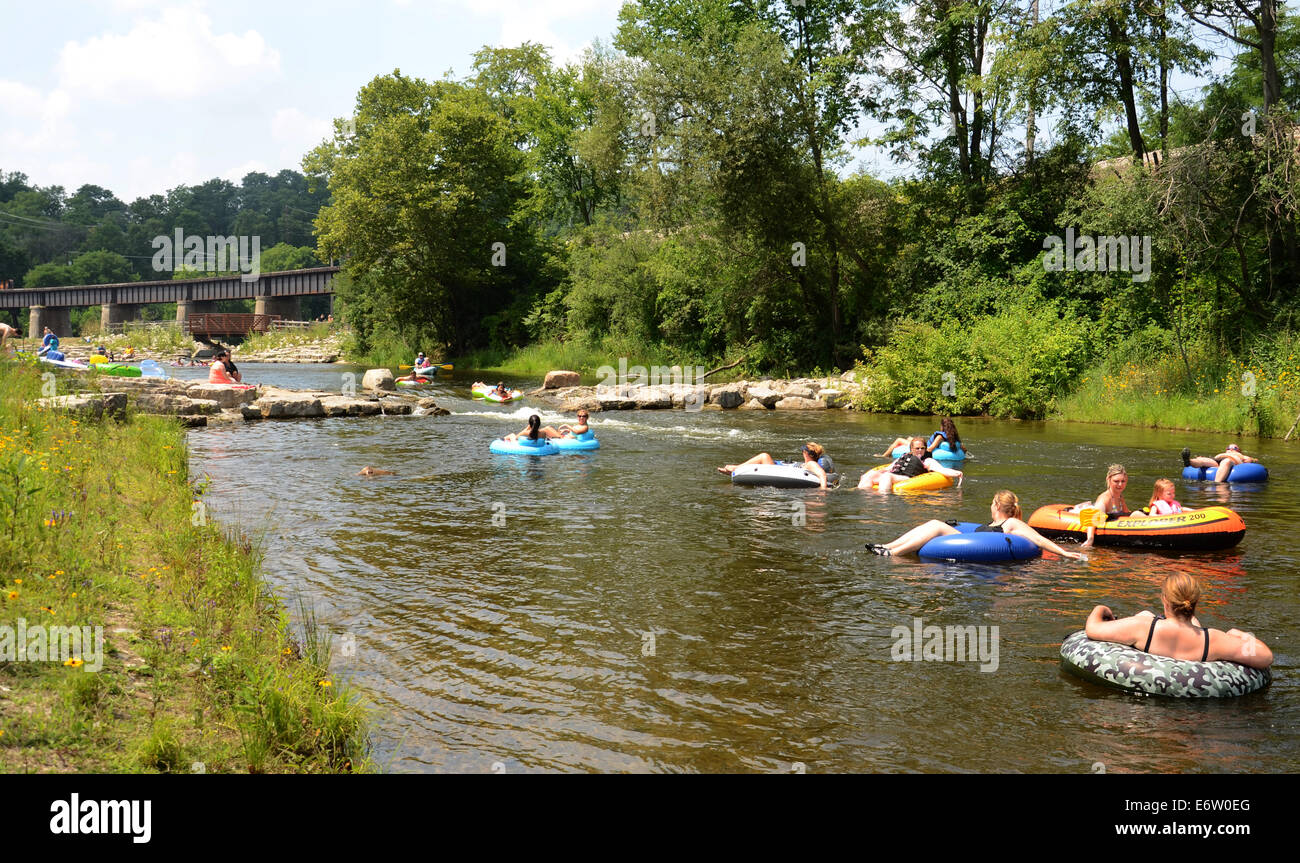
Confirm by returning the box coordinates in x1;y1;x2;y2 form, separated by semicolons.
0;352;371;772
238;323;343;356
1053;335;1300;438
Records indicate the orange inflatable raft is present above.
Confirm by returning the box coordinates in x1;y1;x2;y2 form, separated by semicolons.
1027;504;1245;551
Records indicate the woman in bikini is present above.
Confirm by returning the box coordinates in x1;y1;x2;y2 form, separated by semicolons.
867;490;1086;559
1084;572;1272;669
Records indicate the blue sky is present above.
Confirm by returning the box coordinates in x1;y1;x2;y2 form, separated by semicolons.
1;1;1234;204
0;0;627;200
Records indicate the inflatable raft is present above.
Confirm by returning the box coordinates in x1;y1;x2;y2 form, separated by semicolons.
891;442;966;464
1027;504;1245;550
731;462;837;488
1059;630;1270;697
40;356;88;370
489;437;558;456
867;464;953;493
91;362;142;378
918;523;1040;562
472;383;522;403
549;431;600;452
1182;463;1268;483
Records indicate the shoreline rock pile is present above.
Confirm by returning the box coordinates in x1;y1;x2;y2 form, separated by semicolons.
532;372;862;413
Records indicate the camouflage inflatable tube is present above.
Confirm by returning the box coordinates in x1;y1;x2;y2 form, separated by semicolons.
1059;630;1271;698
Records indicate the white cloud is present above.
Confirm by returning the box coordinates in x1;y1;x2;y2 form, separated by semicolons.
57;6;280;101
270;107;332;169
443;0;621;65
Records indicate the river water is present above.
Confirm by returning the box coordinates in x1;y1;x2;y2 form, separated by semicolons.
184;364;1297;773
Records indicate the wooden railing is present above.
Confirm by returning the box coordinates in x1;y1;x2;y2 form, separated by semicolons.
183;313;280;336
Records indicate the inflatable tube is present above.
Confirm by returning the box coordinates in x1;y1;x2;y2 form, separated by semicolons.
731;463;838;488
39;355;87;370
396;378;433;387
88;355;108;364
1027;504;1245;550
1059;630;1269;697
1182;463;1268;483
91;362;142;378
868;464;953;493
918;522;1041;562
138;360;166;379
891;442;966;463
549;431;600;451
489;437;558;456
472;383;522;403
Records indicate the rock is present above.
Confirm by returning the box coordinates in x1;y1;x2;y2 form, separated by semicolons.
560;395;602;413
543;370;581;389
739;398;770;410
841;370;859;383
597;393;635;411
774;396;826;410
178;416;208;428
319;396;381;417
134;394;221;416
35;392;128;421
774;382;816;399
361;369;395;392
744;385;782;408
633;387;673;409
247;388;325;419
184;383;259;408
666;385;711;410
820;389;850;409
709;384;745;409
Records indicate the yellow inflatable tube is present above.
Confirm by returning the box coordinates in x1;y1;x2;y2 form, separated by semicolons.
869;464;954;493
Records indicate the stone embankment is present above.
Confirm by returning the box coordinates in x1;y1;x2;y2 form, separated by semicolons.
35;374;447;428
530;370;863;412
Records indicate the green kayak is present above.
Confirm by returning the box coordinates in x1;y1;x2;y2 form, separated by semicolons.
91;363;142;378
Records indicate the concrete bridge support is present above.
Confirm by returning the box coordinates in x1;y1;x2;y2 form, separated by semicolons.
29;306;72;340
100;302;142;332
176;299;220;325
255;295;300;320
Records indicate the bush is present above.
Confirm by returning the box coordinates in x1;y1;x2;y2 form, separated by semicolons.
855;303;1090;419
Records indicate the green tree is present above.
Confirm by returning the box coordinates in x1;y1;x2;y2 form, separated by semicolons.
71;250;136;285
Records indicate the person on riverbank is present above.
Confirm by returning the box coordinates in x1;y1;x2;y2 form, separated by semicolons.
867;490;1086;559
1181;444;1258;482
503;414;564;443
208;350;242;384
1067;464;1129;549
37;327;59;358
0;321;22;352
1084;572;1272;669
557;410;590;437
857;437;963;491
1147;478;1184;515
717;442;832;489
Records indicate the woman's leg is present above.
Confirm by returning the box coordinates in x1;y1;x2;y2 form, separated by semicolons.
857;469;884;489
884;520;959;555
877;472;899;492
1214;458;1234;482
1188;456;1219;469
877;437;909;457
720;452;775;473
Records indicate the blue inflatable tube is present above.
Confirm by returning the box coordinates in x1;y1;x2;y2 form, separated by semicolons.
1181;463;1268;483
489;438;558;456
549;431;600;451
918;522;1041;562
892;442;966;463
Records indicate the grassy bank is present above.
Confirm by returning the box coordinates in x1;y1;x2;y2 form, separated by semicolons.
1053;335;1300;438
0;354;371;772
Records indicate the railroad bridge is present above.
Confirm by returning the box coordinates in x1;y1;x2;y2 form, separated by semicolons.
0;266;339;336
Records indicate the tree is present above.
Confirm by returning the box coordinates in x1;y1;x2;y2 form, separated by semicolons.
23;262;75;288
71;250;136;285
259;242;320;272
306;71;543;352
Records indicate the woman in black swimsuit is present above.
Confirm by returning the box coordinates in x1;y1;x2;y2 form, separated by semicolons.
1084;573;1273;668
868;490;1086;558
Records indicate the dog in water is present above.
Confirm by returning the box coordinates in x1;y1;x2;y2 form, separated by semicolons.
356;466;396;477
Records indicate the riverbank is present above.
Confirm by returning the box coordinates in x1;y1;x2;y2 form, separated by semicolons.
0;354;372;772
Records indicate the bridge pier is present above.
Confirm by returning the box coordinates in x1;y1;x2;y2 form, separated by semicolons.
29;306;72;339
255;295;300;320
100;302;141;332
176;299;220;325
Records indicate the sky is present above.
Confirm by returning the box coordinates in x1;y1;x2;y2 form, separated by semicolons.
0;0;628;201
0;0;1236;205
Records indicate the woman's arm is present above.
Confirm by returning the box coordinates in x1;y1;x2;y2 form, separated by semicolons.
1084;606;1145;643
1008;521;1087;560
804;460;828;489
1213;630;1274;669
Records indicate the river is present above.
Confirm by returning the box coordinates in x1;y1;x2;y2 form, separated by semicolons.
184;364;1297;773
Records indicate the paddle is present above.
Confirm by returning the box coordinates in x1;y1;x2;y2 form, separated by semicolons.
1069;508;1108;531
